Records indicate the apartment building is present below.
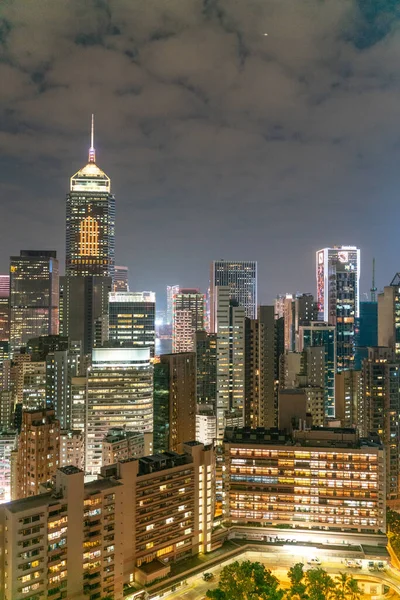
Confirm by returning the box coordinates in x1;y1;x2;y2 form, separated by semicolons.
0;466;124;600
101;428;151;467
224;427;385;534
0;442;215;598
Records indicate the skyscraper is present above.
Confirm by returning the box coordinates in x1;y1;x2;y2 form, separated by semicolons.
378;273;400;356
210;261;257;330
113;265;129;291
299;322;336;418
108;291;156;356
316;246;360;370
0;275;9;342
166;284;179;325
65;115;115;279
172;288;205;353
214;286;245;440
9;251;59;352
85;347;153;475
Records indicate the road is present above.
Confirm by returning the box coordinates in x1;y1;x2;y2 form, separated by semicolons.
158;551;400;600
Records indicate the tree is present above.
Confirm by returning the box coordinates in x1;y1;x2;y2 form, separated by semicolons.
287;563;307;599
205;560;284;600
305;567;335;600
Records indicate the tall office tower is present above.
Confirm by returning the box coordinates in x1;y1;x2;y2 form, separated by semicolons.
21;361;46;410
245;306;280;429
166;284;179;325
0;275;9;341
299;321;337;419
15;408;60;499
0;431;16;503
293;293;317;350
214;287;245;439
335;370;362;428
316;246;360;370
210;261;257;330
65;116;115;278
354;300;378;369
378;273;400;356
224;426;385;535
109;291;156;356
195;330;217;407
361;347;400;499
299;322;336;418
154;353;196;452
275;294;294;350
60;274;111;354
46;346;80;429
114;265;129;291
9;251;59;352
85;347;153;475
172;288;205;353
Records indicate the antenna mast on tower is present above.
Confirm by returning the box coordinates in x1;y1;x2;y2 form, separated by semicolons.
370;258;377;303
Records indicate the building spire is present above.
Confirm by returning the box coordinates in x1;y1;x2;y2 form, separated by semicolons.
88;114;96;163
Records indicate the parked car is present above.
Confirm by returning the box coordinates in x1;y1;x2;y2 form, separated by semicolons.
203;572;214;582
377;562;386;571
307;558;321;566
345;559;357;568
368;561;375;572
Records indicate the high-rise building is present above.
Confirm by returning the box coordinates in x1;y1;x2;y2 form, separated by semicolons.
108;291;156;356
153;361;170;453
378;273;400;356
0;432;16;503
0;443;215;598
157;353;196;452
316;246;360;371
0;275;9;342
102;428;151;466
245;306;281;429
299;322;336;418
355;301;378;369
195;330;217;408
46;346;81;429
85;347;153;475
293;293;317;350
361;347;400;499
15;408;60;499
60;274;111;354
65;116;115;279
214;287;245;439
59;429;84;470
166;284;179;325
335;370;362;429
224;426;385;534
172;288;205;353
210;261;257;329
114;265;129;291
9;251;59;352
70;375;87;432
275;294;294;350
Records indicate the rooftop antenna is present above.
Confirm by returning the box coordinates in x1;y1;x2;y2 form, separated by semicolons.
88;114;96;163
370;257;377;303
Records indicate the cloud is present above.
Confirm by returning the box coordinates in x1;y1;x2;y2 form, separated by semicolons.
0;0;400;300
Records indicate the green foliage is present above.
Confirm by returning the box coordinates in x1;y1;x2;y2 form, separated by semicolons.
206;561;362;600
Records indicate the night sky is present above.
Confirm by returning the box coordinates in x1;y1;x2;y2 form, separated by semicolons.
0;0;399;308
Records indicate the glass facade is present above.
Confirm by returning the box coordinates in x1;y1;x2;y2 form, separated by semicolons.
10;251;59;352
354;301;378;369
108;292;155;357
211;261;257;324
300;323;336;418
86;347;153;475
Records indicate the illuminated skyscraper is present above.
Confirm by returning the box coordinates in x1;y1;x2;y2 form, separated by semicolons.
108;291;156;356
0;275;9;342
172;288;205;353
210;261;257;330
166;284;179;325
85;347;153;475
316;246;360;371
65;115;115;279
9;251;59;352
